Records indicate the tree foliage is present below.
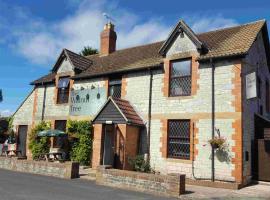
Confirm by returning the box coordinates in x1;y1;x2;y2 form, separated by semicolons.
67;120;92;165
29;121;51;160
79;46;98;56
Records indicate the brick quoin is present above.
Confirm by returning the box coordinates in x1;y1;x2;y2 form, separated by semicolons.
92;124;103;169
121;75;128;98
160;119;168;158
31;88;38;127
231;61;243;184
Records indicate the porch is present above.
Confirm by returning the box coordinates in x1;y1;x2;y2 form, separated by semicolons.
91;97;145;170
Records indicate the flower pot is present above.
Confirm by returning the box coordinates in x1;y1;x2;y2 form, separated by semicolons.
211;143;220;149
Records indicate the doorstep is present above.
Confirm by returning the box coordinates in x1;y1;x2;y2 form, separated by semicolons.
255;181;270;186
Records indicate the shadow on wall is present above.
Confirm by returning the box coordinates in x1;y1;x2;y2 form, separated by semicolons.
139;127;148;155
215;148;232;164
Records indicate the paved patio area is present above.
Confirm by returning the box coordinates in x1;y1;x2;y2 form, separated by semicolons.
179;183;270;199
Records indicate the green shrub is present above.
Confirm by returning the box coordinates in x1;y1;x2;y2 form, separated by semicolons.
29;121;51;160
67;120;92;165
128;155;151;173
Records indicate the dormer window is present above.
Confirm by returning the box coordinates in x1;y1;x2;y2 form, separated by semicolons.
57;77;70;104
169;59;192;96
109;78;122;98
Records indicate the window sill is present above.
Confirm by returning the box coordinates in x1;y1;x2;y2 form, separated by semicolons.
55;103;69;106
166;95;193;100
166;158;192;164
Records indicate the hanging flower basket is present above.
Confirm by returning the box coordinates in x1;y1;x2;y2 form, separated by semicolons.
208;136;226;150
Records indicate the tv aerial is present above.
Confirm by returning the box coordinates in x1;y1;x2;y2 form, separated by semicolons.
103;13;115;23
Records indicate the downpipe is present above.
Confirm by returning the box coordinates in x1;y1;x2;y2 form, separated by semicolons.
192;59;216;182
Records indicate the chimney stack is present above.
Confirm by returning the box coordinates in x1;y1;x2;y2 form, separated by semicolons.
100;22;117;56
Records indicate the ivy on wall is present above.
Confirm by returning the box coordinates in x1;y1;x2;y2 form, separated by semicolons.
29;121;51;160
67;120;93;166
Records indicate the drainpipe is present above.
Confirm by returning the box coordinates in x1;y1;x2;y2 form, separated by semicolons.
210;58;216;182
147;68;153;162
41;83;47;121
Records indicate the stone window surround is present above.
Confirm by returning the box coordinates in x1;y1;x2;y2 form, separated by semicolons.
160;118;198;163
162;52;199;99
54;72;74;106
169;58;192;97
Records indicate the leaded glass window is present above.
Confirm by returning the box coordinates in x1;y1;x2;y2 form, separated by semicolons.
169;59;191;96
167;120;190;159
109;78;122;98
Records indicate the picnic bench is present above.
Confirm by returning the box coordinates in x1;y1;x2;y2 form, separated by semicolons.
1;150;22;157
38;152;64;162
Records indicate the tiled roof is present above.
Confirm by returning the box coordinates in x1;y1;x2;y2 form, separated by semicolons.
31;73;56;85
32;20;268;84
197;20;266;60
112;98;144;126
73;20;267;79
64;49;93;71
73;41;164;79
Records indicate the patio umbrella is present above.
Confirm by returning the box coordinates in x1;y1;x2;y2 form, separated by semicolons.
37;129;67;137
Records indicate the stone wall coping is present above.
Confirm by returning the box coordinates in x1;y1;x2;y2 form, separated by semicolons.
0;157;79;179
98;166;185;180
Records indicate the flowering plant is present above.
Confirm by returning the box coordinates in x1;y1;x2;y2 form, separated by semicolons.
208;136;226;150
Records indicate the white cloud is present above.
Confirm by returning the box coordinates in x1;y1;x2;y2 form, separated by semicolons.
0;109;13;117
1;0;238;66
188;16;238;33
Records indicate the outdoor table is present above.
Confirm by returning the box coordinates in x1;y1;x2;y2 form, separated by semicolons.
1;150;22;157
39;152;63;162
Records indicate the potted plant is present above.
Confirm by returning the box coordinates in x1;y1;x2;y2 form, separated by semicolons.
208;136;226;150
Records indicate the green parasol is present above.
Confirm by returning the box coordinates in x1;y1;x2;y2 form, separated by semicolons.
37;129;67;137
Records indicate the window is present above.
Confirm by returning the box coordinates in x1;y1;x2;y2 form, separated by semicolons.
109;78;122;98
54;120;67;132
169;59;191;96
266;80;270;113
167;120;190;159
57;77;70;104
257;76;261;99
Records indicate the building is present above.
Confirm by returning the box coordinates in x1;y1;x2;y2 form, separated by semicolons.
13;19;270;186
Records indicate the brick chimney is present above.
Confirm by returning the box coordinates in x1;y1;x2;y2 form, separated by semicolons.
100;22;117;56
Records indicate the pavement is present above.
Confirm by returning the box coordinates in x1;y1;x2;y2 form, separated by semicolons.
183;184;270;199
0;169;270;200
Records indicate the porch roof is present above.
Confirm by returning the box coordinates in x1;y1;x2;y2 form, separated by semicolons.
92;97;145;126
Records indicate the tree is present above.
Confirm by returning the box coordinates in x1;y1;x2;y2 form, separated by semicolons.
79;46;98;56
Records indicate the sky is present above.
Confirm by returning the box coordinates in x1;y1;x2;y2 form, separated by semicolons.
0;0;270;116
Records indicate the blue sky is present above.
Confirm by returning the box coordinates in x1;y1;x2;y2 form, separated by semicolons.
0;0;270;116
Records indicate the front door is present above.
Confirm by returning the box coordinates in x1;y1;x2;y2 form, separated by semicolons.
103;125;115;166
18;125;28;157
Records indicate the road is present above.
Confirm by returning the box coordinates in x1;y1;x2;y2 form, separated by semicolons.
0;169;175;200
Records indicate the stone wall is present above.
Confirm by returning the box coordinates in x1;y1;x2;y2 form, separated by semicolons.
13;90;34;126
96;166;185;198
125;59;239;182
0;157;79;179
